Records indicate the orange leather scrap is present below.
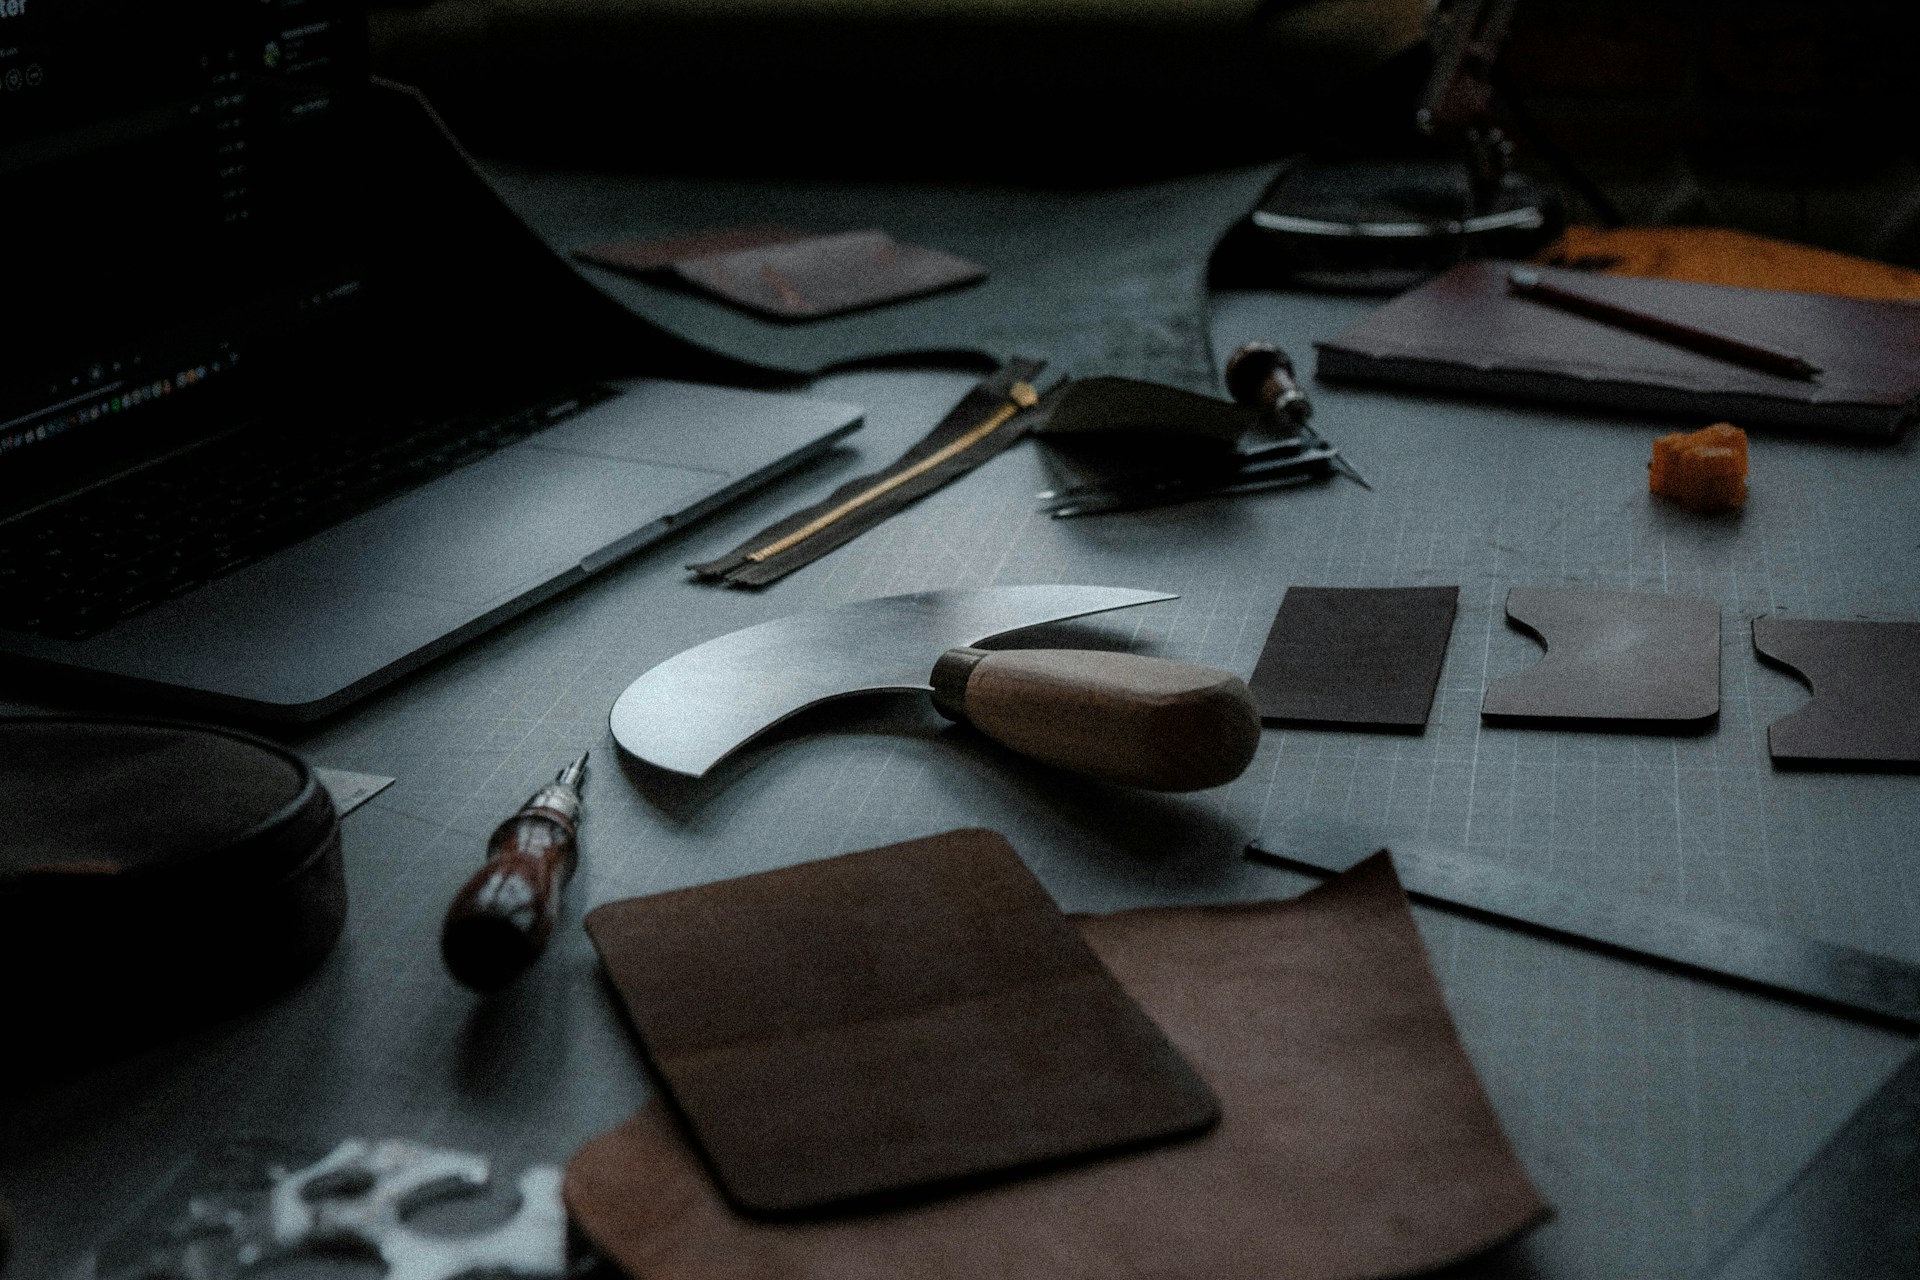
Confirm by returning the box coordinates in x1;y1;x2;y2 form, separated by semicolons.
1651;422;1748;514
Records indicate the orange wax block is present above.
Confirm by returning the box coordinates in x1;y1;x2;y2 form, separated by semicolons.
1650;423;1748;514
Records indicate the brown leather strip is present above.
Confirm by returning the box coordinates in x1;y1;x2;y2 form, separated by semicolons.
689;359;1053;587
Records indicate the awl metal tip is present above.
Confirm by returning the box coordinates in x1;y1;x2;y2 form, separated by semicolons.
1334;454;1373;491
556;750;590;788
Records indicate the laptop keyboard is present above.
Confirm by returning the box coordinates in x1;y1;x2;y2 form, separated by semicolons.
0;390;610;641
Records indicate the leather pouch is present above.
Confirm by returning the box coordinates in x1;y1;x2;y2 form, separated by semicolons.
1031;375;1260;494
582;828;1220;1216
0;718;345;1083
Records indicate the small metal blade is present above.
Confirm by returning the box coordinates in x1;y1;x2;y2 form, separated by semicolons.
609;585;1176;777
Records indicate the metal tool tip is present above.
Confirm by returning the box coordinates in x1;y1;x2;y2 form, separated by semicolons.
556;751;590;787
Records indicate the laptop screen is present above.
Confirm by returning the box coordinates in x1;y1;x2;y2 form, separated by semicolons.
0;0;370;477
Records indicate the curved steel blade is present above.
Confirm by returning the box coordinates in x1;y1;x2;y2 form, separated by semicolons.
610;585;1176;777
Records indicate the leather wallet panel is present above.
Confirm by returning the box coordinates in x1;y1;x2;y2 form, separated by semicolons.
583;828;1219;1215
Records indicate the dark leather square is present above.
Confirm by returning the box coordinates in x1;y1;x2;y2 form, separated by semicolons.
1251;586;1459;729
583;828;1219;1215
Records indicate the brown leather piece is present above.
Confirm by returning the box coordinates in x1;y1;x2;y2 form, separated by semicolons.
1251;585;1459;730
567;853;1551;1279
582;829;1219;1216
674;229;986;320
574;226;807;275
1315;259;1920;437
1483;587;1720;728
1752;618;1920;769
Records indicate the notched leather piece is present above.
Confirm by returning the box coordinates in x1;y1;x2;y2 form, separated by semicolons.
1752;617;1920;769
1251;585;1459;730
1482;587;1720;728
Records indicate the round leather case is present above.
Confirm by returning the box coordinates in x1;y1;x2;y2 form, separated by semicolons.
0;718;346;1078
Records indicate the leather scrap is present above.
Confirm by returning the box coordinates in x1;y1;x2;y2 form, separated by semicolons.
1752;617;1920;769
565;853;1550;1279
1482;587;1720;728
690;359;1054;586
1251;585;1459;730
581;829;1219;1216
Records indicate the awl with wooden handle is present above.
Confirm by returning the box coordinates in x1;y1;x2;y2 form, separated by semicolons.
441;752;587;991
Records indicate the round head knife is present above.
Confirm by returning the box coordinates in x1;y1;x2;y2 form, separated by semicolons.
609;585;1261;791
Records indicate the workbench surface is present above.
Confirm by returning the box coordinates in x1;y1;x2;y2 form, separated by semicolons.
6;283;1916;1280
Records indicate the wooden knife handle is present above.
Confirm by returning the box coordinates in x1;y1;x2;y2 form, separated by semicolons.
440;809;577;992
931;647;1261;791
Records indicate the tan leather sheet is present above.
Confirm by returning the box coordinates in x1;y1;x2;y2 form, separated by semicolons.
567;853;1549;1278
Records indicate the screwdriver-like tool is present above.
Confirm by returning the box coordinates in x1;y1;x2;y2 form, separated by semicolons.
441;751;588;992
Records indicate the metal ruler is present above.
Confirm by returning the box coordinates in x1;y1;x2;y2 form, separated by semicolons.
1245;837;1920;1028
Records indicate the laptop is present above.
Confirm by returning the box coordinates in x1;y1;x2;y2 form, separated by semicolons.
0;1;861;722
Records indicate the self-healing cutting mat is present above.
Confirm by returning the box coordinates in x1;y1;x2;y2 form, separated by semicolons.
567;855;1548;1279
583;829;1219;1214
19;288;1920;1280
